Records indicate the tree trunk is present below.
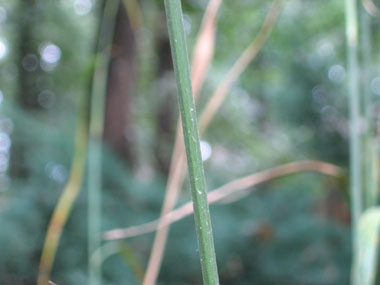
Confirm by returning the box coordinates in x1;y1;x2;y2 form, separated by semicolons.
104;2;136;166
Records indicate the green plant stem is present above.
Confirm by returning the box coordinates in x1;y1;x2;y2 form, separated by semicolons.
345;0;362;256
360;8;377;208
143;2;222;283
88;1;119;285
164;1;219;284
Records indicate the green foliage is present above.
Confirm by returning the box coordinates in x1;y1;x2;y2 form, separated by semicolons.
0;0;363;283
160;175;351;284
0;107;352;284
353;207;380;285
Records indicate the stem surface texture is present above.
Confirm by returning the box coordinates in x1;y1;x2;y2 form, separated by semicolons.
163;1;219;284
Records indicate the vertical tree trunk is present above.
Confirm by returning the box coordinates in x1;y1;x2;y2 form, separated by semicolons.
18;0;40;109
11;0;40;178
104;3;136;166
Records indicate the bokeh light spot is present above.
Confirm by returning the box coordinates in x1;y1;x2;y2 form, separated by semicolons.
0;40;7;60
200;140;212;161
371;77;380;95
183;14;192;35
45;162;68;184
328;64;345;84
0;153;9;172
74;0;93;16
0;132;11;152
40;43;61;64
0;119;14;134
22;54;38;72
38;90;56;109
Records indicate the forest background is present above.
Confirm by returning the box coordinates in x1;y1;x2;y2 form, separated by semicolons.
1;0;378;284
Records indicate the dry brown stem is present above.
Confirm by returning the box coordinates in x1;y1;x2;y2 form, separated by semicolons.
199;0;281;134
37;128;87;285
104;160;342;240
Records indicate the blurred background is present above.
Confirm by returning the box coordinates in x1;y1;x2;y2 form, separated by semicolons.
1;0;378;283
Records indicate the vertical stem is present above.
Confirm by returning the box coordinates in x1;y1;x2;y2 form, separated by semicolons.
143;2;222;283
163;1;219;284
345;0;362;252
88;1;119;284
37;97;89;285
361;8;377;208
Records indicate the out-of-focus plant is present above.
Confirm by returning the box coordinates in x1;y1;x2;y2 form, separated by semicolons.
37;1;119;284
344;0;362;249
87;1;119;285
347;0;380;283
362;0;380;16
352;207;380;284
104;160;343;240
37;91;89;285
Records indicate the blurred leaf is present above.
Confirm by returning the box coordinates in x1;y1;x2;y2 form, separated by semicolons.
352;207;380;285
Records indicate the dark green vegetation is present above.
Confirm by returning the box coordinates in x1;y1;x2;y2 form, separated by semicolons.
0;0;378;284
